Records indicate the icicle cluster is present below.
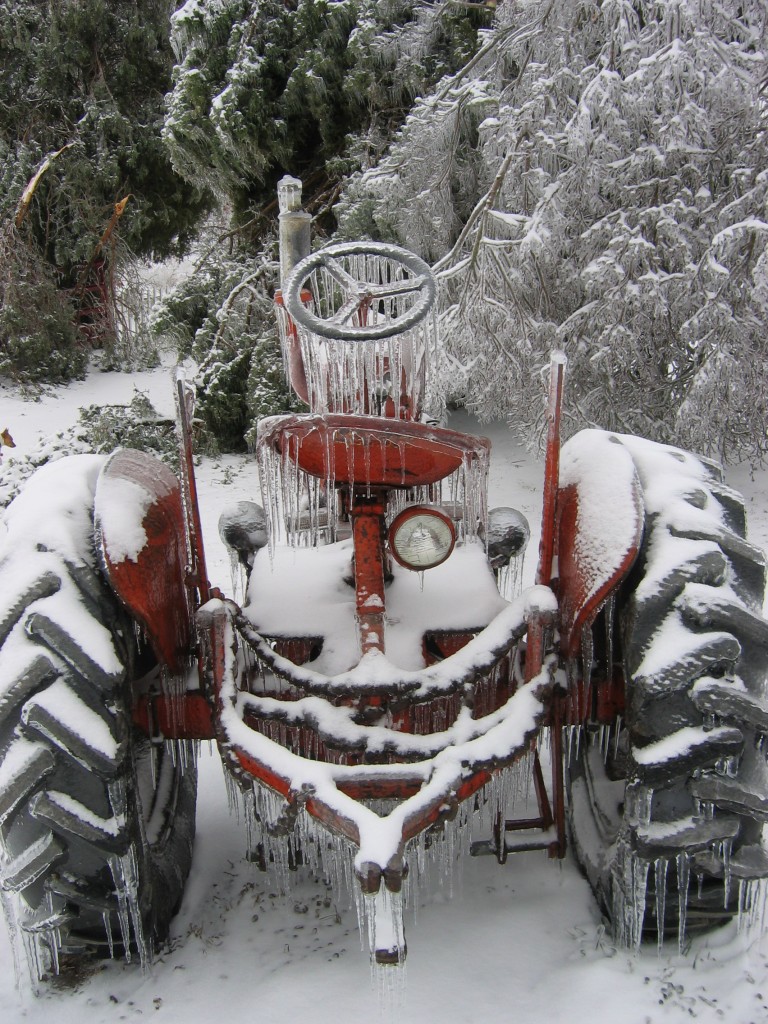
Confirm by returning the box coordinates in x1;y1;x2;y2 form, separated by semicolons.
1;887;69;988
219;753;535;968
256;420;489;552
275;252;440;422
108;846;150;968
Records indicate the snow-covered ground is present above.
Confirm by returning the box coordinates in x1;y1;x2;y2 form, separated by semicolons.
1;360;767;1023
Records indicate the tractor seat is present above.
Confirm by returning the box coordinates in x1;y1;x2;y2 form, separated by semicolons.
257;413;491;489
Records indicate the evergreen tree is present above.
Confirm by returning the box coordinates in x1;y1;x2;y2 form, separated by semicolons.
165;0;490;221
338;0;768;463
153;226;300;451
162;0;492;448
0;0;210;382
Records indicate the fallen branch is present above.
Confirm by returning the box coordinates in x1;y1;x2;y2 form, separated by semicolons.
14;144;74;228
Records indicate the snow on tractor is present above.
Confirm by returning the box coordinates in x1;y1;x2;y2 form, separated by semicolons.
2;175;768;981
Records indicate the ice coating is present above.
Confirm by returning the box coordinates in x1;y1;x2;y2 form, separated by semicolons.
275;245;440;420
276;306;432;420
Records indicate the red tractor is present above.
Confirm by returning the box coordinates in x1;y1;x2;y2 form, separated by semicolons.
1;178;767;979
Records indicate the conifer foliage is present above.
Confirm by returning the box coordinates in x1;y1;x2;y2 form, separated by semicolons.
165;0;488;220
0;0;208;382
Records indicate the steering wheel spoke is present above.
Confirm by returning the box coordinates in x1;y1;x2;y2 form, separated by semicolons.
317;255;361;293
330;294;366;325
366;276;429;299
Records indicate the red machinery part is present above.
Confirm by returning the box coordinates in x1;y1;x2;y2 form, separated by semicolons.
95;447;194;677
258;412;490;489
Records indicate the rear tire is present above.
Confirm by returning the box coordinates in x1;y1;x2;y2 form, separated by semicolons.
567;436;768;949
0;455;196;978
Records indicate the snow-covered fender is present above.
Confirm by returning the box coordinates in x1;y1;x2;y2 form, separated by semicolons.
94;448;194;675
555;430;645;658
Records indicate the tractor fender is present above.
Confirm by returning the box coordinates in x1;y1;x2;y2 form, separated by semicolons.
94;448;194;675
556;429;645;657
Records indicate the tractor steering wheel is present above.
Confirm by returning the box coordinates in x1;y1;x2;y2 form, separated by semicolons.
283;241;436;341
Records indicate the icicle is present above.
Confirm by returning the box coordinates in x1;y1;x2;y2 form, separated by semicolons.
737;878;749;933
599;724;610;763
654;857;668;953
625;781;653;827
125;845;150;967
149;741;158;790
485;754;534;829
108;853;134;962
740;875;768;936
28;933;43;985
223;771;244;821
632;855;650;950
603;594;615;684
103;910;115;959
564;724;574;766
758;878;768;934
158;670;187;744
373;956;407;1017
370;886;406;966
612;840;649;949
676;852;690;954
45;891;60;976
721;837;733;908
580;627;594;710
573;724;584;760
243;786;260;861
613;716;622;761
498;557;524;601
1;892;29;987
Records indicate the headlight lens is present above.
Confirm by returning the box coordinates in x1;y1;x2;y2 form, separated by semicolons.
388;506;456;571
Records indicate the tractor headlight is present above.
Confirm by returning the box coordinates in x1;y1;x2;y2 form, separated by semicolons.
388;506;456;571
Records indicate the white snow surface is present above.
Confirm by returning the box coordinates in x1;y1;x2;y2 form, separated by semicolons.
3;454;104;567
94;475;152;564
246;538;510;674
558;429;643;603
632;726;737;767
24;676;118;761
1;364;767;1021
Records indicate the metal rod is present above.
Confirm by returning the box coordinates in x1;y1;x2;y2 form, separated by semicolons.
350;498;387;659
550;692;567;858
176;376;211;606
531;746;554;829
524;353;566;687
536;351;566;589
